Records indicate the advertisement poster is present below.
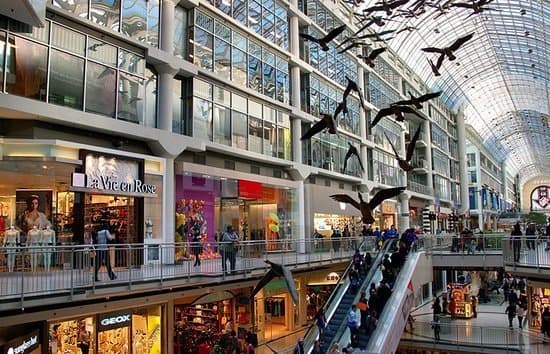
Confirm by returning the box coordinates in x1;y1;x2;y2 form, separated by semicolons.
15;189;53;235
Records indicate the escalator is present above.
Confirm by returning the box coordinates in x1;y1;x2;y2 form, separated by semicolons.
324;245;424;353
302;239;396;353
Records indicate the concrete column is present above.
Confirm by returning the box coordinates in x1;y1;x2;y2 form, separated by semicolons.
456;110;469;216
290;66;301;110
442;271;447;291
303;183;313;250
289;16;300;57
423;119;433;194
164;158;176;244
156;66;178;131
398;192;410;231
360;145;368;183
297;180;306;254
292;117;302;163
167;299;175;354
357;67;366;140
160;0;177;53
298;278;307;327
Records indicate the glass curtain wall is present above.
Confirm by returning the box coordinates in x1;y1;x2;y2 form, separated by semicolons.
368;149;402;186
190;11;289;104
52;0;160;47
192;78;291;159
0;18;157;126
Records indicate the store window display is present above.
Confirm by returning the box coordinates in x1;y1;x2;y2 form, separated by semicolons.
18;194;52;235
49;318;95;354
3;225;20;272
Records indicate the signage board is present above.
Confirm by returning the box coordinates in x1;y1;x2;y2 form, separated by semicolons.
3;329;40;354
98;311;132;331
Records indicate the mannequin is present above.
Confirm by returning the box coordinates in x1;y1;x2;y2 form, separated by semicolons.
3;225;20;272
27;225;41;272
145;218;153;239
41;225;56;272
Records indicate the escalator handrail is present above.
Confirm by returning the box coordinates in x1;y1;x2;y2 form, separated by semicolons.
322;239;398;352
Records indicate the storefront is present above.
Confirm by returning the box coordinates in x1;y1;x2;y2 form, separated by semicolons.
306;271;341;321
48;305;162;354
1;328;41;354
447;282;474;319
527;284;550;330
0;140;165;272
174;162;299;262
173;290;253;354
380;201;397;230
408;199;427;230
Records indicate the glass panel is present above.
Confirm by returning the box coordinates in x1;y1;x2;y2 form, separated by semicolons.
49;50;85;109
91;0;121;32
232;111;247;149
215;22;231;43
87;38;117;67
214;38;231;80
215;0;231;15
173;6;187;58
51;23;85;56
118;72;144;123
262;10;274;42
193;78;212;99
193;97;213;141
232;47;247;87
85;61;116;117
147;0;160;47
194;27;213;70
263;64;275;99
213;104;231;146
214;86;230;105
248;56;261;92
53;0;89;18
172;78;183;133
248;116;263;154
118;50;145;75
5;35;48;101
232;31;247;51
276;71;288;103
263;120;276;157
233;0;247;25
232;93;247;113
248;100;262;118
122;0;147;42
248;1;261;34
144;67;157;128
277;126;291;160
9;19;49;43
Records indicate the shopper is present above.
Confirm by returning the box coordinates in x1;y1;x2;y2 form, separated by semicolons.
517;303;525;329
511;222;522;263
470;296;477;318
77;323;91;354
191;225;203;267
94;222;117;281
541;307;550;338
431;315;441;341
347;304;360;342
221;225;239;273
505;302;516;328
314;308;327;337
432;297;442;319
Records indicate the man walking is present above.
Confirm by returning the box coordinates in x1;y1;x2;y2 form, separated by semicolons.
221;225;239;273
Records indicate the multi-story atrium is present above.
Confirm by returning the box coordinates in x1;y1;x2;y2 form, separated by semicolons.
0;0;547;353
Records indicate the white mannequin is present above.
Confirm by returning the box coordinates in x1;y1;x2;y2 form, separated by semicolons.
41;225;56;272
3;225;20;272
27;225;41;272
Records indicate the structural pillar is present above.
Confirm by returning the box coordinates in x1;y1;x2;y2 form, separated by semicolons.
456;110;469;223
292;117;302;164
357;66;369;183
162;157;176;264
160;0;177;54
423;118;434;194
157;0;178;131
398;192;410;231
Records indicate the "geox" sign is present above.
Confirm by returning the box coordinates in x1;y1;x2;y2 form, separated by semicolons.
98;312;131;331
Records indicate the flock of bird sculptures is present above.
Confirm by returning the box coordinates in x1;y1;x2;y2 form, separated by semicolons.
298;0;492;220
253;1;497;299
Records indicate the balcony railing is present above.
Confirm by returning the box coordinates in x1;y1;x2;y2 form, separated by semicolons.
407;180;433;195
0;237;374;310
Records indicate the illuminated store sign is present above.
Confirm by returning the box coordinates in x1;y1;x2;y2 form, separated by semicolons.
71;152;157;197
3;330;39;354
98;312;132;331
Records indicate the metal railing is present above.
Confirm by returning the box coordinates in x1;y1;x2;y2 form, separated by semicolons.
501;235;550;269
0;237;366;308
403;321;550;353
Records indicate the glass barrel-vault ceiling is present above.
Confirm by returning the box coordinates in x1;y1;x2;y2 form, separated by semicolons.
354;0;549;186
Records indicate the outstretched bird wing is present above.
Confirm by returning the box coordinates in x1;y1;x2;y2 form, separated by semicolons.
417;91;442;103
280;264;299;304
369;47;386;60
323;25;347;43
371;107;394;127
250;268;277;300
369;187;406;209
406;126;422;162
421;47;444;54
299;33;320;44
384;131;401;159
300;115;331;140
448;32;474;51
330;194;361;211
400;106;425;120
